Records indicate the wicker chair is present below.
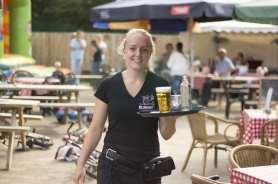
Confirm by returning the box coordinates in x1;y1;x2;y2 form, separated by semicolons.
261;118;278;149
229;144;278;168
181;112;243;176
191;174;229;184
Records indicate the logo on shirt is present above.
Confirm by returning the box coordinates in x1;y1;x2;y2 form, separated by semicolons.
138;95;155;112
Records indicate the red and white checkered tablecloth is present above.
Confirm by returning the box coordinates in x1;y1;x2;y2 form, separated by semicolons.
230;165;278;184
231;169;270;184
240;109;277;144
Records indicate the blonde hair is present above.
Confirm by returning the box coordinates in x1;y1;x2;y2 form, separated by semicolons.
117;28;155;58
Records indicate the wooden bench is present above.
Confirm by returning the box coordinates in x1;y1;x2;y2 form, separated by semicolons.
1;95;76;101
39;102;95;127
0;126;30;170
38;102;95;108
0;113;43;120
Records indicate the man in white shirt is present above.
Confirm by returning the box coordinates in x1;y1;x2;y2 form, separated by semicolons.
70;31;87;76
214;48;235;76
167;42;190;94
201;48;235;106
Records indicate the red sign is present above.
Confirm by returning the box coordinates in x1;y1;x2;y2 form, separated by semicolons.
171;5;190;15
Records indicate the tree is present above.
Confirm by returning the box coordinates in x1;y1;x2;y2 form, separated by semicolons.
32;0;112;31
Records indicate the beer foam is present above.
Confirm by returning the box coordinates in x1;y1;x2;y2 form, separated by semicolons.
155;86;171;92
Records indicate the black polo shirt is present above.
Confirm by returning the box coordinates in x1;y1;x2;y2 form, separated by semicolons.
95;71;168;161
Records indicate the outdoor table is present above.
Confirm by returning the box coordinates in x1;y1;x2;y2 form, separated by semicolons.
0;126;30;170
240;109;277;144
39;102;95;129
230;165;278;184
75;74;103;79
0;99;40;149
0;84;93;124
15;77;60;96
211;75;260;83
15;77;60;84
210;75;260;108
0;83;92;102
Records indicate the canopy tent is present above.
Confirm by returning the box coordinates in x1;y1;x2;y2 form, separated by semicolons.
234;0;278;25
197;20;278;33
91;0;249;32
193;20;278;66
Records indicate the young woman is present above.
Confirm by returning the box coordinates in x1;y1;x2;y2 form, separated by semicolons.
74;29;177;184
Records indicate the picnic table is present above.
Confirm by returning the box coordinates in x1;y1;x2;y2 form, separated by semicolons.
75;74;103;79
15;77;60;96
0;83;92;102
211;75;260;109
0;126;30;170
0;99;40;149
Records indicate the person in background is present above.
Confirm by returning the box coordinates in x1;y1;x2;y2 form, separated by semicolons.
167;42;190;94
97;34;108;65
90;40;102;75
192;56;202;74
52;61;65;84
234;51;248;75
74;28;177;184
214;48;235;77
154;43;173;81
201;48;235;106
70;30;87;83
256;66;268;76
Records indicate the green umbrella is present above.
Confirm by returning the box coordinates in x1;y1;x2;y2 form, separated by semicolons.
234;0;278;25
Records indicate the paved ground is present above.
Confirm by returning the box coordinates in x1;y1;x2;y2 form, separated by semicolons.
0;89;242;184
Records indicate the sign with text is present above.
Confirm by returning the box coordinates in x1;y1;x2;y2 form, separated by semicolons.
171;5;190;16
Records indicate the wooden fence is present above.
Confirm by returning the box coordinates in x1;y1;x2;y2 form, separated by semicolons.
31;32;180;72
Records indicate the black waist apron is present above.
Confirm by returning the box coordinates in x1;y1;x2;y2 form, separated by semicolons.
97;146;161;184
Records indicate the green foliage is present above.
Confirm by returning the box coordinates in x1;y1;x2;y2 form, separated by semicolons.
32;0;112;32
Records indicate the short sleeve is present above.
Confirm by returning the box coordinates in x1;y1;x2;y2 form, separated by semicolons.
94;79;109;104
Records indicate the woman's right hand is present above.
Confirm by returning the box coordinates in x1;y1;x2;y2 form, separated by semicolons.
74;166;86;184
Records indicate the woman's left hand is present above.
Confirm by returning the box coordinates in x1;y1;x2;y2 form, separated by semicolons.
159;115;178;140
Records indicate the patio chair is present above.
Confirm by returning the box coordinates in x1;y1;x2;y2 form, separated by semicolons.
229;144;278;169
261;118;278;149
181;112;243;176
223;82;246;119
191;174;229;184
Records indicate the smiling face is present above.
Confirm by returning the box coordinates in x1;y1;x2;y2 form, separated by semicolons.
123;31;153;71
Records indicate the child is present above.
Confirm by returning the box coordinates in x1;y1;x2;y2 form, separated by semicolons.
52;61;65;84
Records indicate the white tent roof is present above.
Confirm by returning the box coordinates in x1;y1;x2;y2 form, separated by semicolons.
197;20;278;33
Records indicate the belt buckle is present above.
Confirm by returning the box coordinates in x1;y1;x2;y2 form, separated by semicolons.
105;148;117;161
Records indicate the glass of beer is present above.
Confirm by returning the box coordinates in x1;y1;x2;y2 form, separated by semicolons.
156;86;171;113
